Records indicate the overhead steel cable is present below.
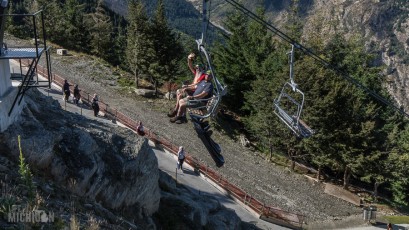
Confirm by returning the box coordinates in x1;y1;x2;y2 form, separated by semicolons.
223;0;409;118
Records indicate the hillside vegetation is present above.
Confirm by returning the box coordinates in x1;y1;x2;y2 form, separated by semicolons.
4;0;409;208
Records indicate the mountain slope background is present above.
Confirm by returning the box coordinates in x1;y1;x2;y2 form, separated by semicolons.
104;0;409;111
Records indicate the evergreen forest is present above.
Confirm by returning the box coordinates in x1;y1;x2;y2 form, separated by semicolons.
4;0;409;208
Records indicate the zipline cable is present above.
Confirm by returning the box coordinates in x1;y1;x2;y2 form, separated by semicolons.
223;0;409;118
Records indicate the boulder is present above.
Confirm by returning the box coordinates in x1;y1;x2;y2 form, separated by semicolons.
158;172;243;229
135;88;156;98
2;89;160;218
164;92;176;100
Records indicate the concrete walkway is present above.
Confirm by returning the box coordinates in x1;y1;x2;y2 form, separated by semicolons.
341;224;409;230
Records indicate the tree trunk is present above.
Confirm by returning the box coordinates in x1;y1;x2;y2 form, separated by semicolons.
290;156;295;171
154;81;158;98
167;81;171;100
134;69;139;88
317;165;322;182
373;181;379;201
343;166;351;189
288;148;295;172
268;134;273;162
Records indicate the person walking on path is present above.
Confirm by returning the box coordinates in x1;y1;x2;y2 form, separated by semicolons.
62;79;71;102
91;93;99;117
177;146;186;171
137;121;145;136
73;85;81;105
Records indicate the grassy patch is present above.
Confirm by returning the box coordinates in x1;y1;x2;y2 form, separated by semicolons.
383;215;409;224
118;77;135;87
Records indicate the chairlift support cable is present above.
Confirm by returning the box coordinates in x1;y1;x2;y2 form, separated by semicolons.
223;0;409;118
200;0;209;45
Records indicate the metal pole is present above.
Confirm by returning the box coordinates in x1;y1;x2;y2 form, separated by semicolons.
175;168;178;183
0;1;9;55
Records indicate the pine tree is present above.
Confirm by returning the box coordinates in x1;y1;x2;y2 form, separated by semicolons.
213;11;252;113
149;0;183;95
125;0;153;88
63;0;90;52
388;121;409;205
111;15;127;67
29;0;66;44
242;7;289;158
86;0;114;61
6;0;32;39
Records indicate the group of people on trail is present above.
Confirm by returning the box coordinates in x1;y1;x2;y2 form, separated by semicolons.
63;79;81;105
167;53;214;124
62;79;99;117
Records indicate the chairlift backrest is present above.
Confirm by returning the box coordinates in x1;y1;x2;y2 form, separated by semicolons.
274;82;304;123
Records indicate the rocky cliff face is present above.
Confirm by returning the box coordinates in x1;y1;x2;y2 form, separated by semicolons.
0;88;160;222
304;0;409;110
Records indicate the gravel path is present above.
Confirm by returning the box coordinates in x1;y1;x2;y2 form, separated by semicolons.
6;35;362;227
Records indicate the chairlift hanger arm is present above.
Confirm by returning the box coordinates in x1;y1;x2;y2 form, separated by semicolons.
222;0;409;118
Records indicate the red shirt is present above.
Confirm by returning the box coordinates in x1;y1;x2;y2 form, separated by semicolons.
193;70;206;83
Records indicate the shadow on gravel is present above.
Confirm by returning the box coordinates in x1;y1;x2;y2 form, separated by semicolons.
191;118;225;168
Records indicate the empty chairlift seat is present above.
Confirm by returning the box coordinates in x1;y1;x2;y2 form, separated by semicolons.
274;82;314;138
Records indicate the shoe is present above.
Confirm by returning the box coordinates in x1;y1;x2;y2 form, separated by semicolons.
170;116;182;123
167;109;177;117
175;116;187;124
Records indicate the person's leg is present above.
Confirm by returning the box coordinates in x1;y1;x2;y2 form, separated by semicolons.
175;89;183;108
180;158;184;170
168;89;184;117
177;99;187;117
170;98;187;123
94;106;99;116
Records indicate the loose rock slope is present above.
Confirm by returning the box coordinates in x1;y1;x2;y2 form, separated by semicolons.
5;34;364;228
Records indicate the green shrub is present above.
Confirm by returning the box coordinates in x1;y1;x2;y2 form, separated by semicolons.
18;135;35;204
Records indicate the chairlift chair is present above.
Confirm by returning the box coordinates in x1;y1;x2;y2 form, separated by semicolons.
188;43;226;120
187;0;227;121
273;45;314;138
